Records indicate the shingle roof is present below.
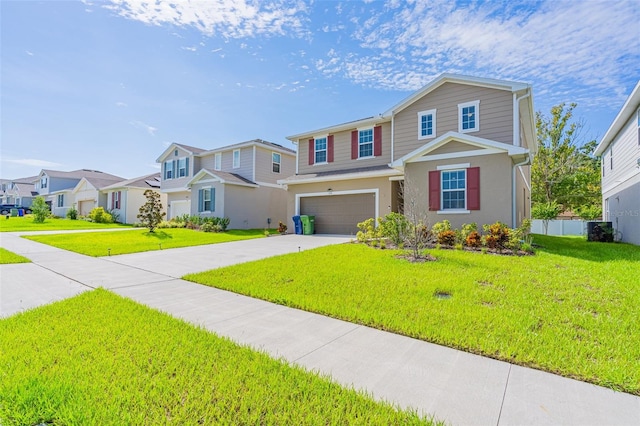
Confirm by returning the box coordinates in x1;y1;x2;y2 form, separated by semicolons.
203;139;295;155
279;164;399;183
42;169;124;180
102;173;162;190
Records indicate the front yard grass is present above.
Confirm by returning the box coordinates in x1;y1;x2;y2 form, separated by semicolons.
23;228;274;256
0;248;30;264
184;235;640;395
0;289;435;425
0;216;126;232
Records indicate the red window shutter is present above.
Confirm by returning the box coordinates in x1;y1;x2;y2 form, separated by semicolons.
467;167;480;210
327;135;334;163
351;130;358;159
429;170;441;211
308;139;314;165
374;125;382;157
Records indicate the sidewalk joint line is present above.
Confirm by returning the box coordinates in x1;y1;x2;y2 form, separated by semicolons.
293;324;362;363
496;364;512;426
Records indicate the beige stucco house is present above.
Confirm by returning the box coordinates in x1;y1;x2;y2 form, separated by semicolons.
156;139;295;229
280;74;536;234
102;173;167;224
594;80;640;245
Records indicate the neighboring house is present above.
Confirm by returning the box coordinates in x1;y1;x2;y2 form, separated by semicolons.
594;80;640;245
280;73;535;234
0;176;39;206
102;173;167;224
156;139;295;228
35;169;124;216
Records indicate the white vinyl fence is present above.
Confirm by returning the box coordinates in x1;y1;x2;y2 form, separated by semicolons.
531;219;586;236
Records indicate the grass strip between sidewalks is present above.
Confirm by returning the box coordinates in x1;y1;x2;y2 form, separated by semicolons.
0;289;437;425
0;248;30;264
0;216;126;232
23;228;274;256
184;235;640;395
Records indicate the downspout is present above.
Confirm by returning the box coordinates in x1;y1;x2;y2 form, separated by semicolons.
252;146;256;183
512;89;532;226
390;113;395;163
512;155;530;227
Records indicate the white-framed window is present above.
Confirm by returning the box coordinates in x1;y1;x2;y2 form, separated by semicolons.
418;109;436;139
315;137;327;164
198;187;215;212
272;152;281;173
609;147;613;171
40;176;48;189
233;149;240;168
458;100;480;133
441;169;466;210
57;194;64;208
214;153;222;171
113;191;121;209
177;158;188;178
359;128;374;158
164;160;174;179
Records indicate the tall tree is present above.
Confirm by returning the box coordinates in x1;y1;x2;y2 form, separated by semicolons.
532;103;601;213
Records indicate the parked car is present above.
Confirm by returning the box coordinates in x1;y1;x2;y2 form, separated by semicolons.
0;204;33;215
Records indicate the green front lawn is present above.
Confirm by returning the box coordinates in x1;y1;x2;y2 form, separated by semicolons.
0;289;435;425
0;216;126;232
184;235;640;395
23;228;274;256
0;248;30;264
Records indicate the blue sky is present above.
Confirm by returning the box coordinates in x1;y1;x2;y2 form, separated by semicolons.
1;0;639;180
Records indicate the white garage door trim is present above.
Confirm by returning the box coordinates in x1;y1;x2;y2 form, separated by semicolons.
295;188;379;219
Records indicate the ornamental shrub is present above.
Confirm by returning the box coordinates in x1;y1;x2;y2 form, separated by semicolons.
31;196;50;223
88;207;113;224
437;229;457;246
66;205;78;220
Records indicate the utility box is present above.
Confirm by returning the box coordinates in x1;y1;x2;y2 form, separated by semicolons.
587;221;613;242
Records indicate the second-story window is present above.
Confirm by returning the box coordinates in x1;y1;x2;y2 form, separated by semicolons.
233;149;240;169
178;158;188;178
164;160;174;179
40;176;48;189
272;152;281;173
458;100;480;133
214;153;222;171
359;129;374;158
418;109;436;139
315;137;327;164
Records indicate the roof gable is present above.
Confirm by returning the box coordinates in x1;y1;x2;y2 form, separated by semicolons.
187;169;258;188
384;73;530;116
390;131;529;170
156;143;206;163
595;80;640;156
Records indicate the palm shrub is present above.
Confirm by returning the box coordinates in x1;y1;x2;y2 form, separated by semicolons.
31;196;50;223
66;205;78;220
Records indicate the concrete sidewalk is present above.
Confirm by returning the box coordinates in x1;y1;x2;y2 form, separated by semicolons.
1;232;638;425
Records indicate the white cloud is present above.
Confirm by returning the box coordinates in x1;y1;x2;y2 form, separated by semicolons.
25;50;34;56
181;46;197;52
116;101;128;107
4;158;62;168
324;0;639;107
130;120;157;135
104;0;310;39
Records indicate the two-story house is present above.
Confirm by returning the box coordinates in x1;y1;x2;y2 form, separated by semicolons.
1;176;39;207
280;74;535;234
594;80;640;245
156;139;296;229
102;173;167;224
36;169;125;216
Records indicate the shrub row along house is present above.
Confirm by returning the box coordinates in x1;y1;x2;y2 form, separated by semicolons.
280;74;536;234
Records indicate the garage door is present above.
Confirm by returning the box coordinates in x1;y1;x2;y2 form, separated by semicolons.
78;200;95;216
170;200;190;219
300;193;375;235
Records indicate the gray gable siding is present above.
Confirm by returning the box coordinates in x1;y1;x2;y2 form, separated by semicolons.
393;82;514;160
253;146;295;184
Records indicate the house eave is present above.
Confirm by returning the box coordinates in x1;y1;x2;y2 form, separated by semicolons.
594;80;640;156
278;168;402;186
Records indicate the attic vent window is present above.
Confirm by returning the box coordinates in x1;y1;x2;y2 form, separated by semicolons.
174;149;178;156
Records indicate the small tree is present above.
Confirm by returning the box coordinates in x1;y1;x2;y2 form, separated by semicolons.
31;196;50;223
532;201;562;235
137;189;165;232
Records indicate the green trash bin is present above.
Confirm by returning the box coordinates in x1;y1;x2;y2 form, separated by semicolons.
10;209;18;217
300;215;310;235
301;215;315;235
